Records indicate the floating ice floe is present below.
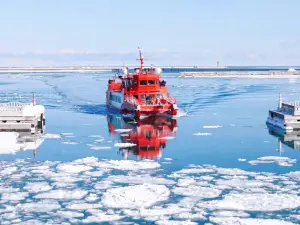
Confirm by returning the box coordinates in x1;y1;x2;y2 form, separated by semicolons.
101;184;170;209
156;220;198;225
203;125;222;129
43;133;61;139
61;133;74;136
34;189;87;200
23;182;52;193
89;145;112;150
114;143;136;147
193;132;212;136
57;163;93;173
107;175;176;185
173;186;221;199
238;158;247;162
159;136;175;140
82;213;124;223
248;156;297;167
17;200;61;212
114;129;132;133
199;193;300;211
62;141;78;145
0;156;299;224
209;217;297;225
164;158;173;161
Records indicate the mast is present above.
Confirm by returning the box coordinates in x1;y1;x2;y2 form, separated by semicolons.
137;47;144;73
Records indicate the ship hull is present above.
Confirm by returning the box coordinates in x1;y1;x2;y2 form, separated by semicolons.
107;101;178;119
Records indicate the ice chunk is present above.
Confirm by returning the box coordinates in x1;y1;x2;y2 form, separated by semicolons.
174;168;215;174
248;156;297;167
82;213;124;223
173;185;221;199
174;212;206;220
17;200;61;212
57;163;93;173
2;192;28;201
34;189;87;200
62;141;78;145
85;193;99;202
114;129;132;133
84;171;105;177
102;184;170;209
107;175;176;185
23;182;52;193
66;203;102;210
97;160;160;170
90;145;112;150
156;220;198;225
209;217;297;225
203;193;300;211
164;158;173;161
56;211;84;218
176;178;197;187
193;132;212;136
287;171;300;181
114;143;136;147
124;204;190;218
203;125;222;129
238;158;247;162
43;133;61;139
211;210;250;218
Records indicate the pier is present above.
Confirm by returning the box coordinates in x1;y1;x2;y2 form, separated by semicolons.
0;102;45;134
179;70;300;78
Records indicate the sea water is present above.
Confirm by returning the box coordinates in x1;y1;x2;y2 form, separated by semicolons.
0;72;299;224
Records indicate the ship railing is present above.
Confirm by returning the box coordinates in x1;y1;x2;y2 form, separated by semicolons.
125;96;140;106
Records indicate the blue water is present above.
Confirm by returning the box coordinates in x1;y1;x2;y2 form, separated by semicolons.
0;72;300;224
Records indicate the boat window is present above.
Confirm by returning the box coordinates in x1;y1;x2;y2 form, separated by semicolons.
141;94;146;99
148;146;155;151
148;80;155;85
140;80;147;85
156;80;159;84
157;94;162;98
140;146;147;151
133;95;138;99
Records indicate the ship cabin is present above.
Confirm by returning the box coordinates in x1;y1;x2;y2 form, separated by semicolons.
108;69;169;104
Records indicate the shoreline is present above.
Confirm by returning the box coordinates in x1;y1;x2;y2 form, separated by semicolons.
179;75;300;78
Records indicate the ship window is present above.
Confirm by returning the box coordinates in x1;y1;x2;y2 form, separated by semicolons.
133;95;138;99
148;146;155;151
157;94;162;98
148;80;155;85
141;94;146;99
140;80;147;85
140;146;147;151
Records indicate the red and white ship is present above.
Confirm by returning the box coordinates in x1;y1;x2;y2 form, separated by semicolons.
106;48;178;119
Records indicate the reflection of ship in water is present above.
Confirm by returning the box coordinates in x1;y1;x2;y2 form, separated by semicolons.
267;124;300;151
0;131;44;158
107;115;177;160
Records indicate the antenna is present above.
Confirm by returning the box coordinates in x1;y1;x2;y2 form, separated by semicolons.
137;47;144;72
278;94;282;110
32;93;36;106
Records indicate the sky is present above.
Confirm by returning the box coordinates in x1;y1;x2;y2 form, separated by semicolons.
0;0;299;66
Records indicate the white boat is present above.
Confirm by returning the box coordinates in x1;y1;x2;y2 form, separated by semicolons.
266;94;300;132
